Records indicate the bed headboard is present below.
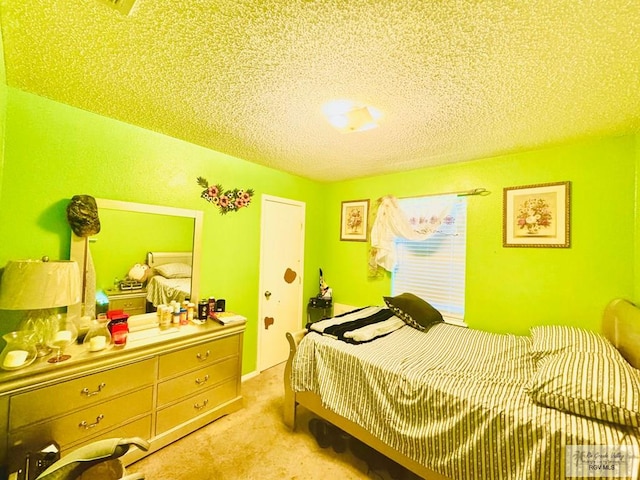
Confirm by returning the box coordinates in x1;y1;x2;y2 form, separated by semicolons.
603;298;640;369
146;251;193;268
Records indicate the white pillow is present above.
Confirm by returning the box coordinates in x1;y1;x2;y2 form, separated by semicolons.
154;263;191;279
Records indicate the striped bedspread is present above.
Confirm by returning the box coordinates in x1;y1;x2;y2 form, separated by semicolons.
145;275;190;306
291;322;640;479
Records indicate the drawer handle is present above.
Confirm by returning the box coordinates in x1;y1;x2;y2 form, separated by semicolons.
196;350;210;361
79;414;104;429
195;374;209;385
194;399;209;410
81;382;106;397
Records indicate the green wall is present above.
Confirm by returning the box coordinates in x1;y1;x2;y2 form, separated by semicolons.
636;134;640;302
322;135;636;335
0;84;637;372
0;31;6;207
0;88;324;374
92;209;194;293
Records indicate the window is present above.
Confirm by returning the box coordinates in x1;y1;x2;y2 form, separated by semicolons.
391;196;467;326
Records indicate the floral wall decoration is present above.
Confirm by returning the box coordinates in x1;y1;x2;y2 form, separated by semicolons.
340;199;369;242
197;177;255;214
503;181;570;248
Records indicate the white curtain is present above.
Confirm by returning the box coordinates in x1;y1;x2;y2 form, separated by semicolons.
370;195;457;271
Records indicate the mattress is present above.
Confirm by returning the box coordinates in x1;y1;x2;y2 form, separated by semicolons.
291;322;640;479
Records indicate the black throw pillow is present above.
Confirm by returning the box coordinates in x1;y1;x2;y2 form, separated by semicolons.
383;292;443;331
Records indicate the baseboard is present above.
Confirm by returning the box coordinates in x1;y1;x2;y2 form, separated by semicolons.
241;370;259;382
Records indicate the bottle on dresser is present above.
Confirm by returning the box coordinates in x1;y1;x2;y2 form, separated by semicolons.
198;300;209;321
208;297;216;319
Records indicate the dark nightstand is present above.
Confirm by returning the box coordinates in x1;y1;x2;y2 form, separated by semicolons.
307;297;333;324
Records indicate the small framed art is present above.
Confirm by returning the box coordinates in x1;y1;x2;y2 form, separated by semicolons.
340;199;369;241
503;181;570;248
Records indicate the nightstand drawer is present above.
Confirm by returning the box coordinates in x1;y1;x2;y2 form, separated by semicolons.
10;358;156;429
156;380;237;432
109;296;146;315
158;335;240;379
9;386;153;450
157;356;239;406
106;288;147;316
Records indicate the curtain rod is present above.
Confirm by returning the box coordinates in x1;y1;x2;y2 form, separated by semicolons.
397;187;490;200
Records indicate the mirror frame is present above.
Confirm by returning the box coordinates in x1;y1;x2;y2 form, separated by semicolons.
69;198;203;322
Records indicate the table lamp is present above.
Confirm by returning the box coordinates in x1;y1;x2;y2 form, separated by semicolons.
0;258;81;359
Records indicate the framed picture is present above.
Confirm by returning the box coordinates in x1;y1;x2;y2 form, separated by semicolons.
340;199;369;241
503;181;570;248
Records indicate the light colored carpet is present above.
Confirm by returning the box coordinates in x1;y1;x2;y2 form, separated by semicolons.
126;362;407;480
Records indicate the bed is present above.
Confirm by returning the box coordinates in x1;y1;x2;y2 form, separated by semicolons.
145;251;193;306
284;297;640;479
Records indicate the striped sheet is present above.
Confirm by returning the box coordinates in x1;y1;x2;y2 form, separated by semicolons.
291;323;640;479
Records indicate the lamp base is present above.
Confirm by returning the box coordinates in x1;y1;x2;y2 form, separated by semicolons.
19;310;57;357
36;343;52;358
48;354;71;363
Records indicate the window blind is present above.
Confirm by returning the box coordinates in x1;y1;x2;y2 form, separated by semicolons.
392;196;467;326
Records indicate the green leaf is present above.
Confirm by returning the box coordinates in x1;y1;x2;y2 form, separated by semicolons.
196;176;209;188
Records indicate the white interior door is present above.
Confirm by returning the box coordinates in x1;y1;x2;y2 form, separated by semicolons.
258;195;305;371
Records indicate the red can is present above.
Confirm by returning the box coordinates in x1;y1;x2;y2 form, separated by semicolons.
109;319;128;346
208;297;216;319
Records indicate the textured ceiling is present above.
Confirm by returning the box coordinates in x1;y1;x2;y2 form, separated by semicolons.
1;1;639;182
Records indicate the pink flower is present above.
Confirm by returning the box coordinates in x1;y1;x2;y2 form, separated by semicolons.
219;195;229;208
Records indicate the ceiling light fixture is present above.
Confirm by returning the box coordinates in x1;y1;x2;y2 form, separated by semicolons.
96;0;137;15
323;100;381;133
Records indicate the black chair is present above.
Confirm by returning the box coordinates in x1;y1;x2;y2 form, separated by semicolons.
34;437;149;480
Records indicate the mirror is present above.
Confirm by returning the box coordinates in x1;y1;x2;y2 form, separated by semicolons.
70;198;203;323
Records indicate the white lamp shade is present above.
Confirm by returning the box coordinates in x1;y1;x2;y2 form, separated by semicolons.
0;260;81;310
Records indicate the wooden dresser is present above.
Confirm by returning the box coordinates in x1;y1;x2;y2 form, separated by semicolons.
0;319;245;475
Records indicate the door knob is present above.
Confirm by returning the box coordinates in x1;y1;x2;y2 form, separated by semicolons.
264;291;272;299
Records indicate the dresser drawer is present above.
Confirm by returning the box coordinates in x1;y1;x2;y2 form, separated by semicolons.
10;358;156;429
9;386;153;450
63;415;152;454
158;335;240;379
6;415;153;477
156;380;237;432
157;356;238;406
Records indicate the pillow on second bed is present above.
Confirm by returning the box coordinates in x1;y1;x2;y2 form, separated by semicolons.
530;325;622;359
383;293;443;331
154;262;192;279
527;351;640;428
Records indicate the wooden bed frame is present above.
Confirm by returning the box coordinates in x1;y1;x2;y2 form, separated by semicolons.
283;298;640;480
146;251;193;268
